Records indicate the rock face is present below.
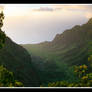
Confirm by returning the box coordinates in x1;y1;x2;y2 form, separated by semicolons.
0;37;40;87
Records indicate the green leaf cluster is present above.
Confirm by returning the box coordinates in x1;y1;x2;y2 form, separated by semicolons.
0;65;24;87
0;11;6;49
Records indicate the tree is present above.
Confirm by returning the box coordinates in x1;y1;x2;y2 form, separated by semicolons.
74;64;88;78
0;12;23;87
40;57;92;87
0;11;6;49
0;65;24;87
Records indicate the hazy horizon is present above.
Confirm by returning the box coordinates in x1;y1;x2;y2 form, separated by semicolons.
0;4;92;44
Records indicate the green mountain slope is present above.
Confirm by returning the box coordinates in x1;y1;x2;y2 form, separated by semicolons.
22;18;92;66
21;18;92;84
0;37;40;87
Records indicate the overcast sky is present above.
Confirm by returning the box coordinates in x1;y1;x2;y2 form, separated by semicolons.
0;4;92;44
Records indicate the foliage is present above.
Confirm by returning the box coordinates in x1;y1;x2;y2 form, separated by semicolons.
0;11;40;87
0;12;24;87
0;11;6;49
0;65;24;87
40;55;92;87
0;11;4;28
74;64;88;78
88;55;92;68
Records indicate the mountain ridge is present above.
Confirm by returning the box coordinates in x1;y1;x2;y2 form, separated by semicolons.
21;17;92;65
0;36;40;87
21;17;92;85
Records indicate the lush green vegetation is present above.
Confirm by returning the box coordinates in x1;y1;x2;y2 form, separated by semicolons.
0;12;23;87
1;10;92;87
0;11;6;49
40;55;92;87
22;18;92;66
0;65;24;87
22;18;92;86
0;12;40;87
0;37;40;87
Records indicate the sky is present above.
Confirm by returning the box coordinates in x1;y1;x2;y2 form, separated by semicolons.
0;4;92;44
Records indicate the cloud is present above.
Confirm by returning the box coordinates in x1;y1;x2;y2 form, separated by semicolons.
32;5;88;13
50;5;92;12
32;5;63;12
50;5;92;19
32;7;54;12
